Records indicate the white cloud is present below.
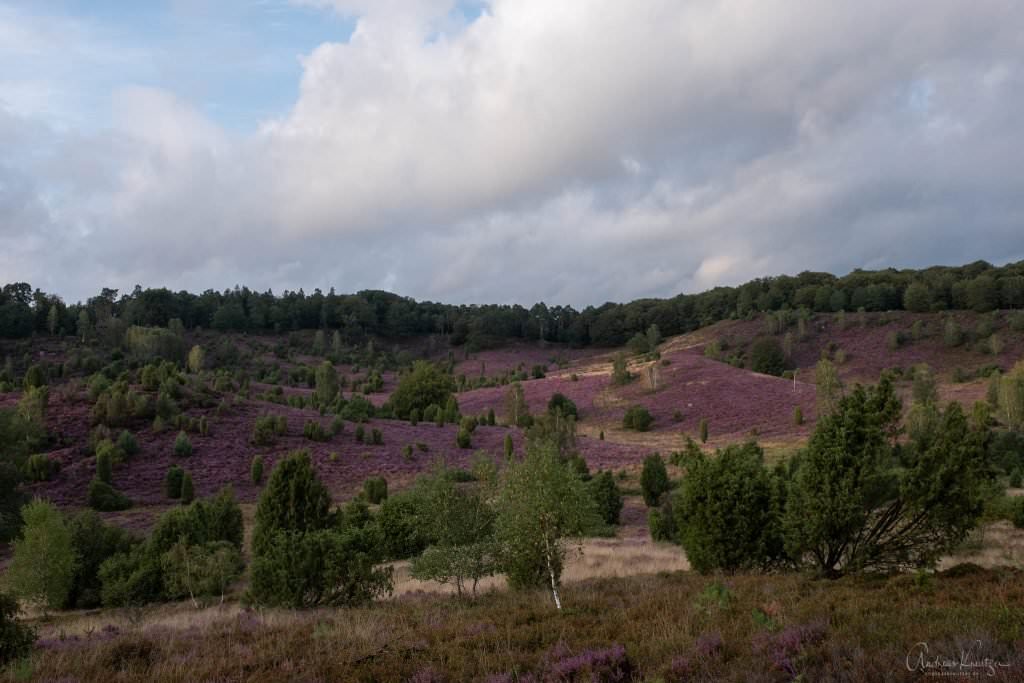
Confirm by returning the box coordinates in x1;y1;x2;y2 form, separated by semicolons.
3;0;1024;305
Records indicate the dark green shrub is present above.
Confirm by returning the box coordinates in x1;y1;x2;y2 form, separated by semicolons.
24;453;59;482
749;337;787;376
165;466;184;499
117;430;139;457
377;491;431;560
548;393;578;419
388;361;456;419
675;442;786;573
623;405;654;431
252;414;284;446
303;419;329;442
173;430;192;457
251;450;331;557
180;472;194;504
251;455;264;485
640;453;670;507
96;445;113;484
588;471;623;525
793;406;804;426
456;427;472;449
88;479;131;511
699;418;709;443
371;428;383;445
363;477;388;504
355;425;365;443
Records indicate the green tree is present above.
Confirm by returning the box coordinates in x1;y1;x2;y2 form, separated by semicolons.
503;433;514;460
165;465;184;499
6;500;77;611
250;455;264;485
251;450;332;557
674;442;786;573
995;361;1024;431
547;393;578;419
902;282;932;312
640;453;670;507
505;382;531;427
784;380;988;575
749;337;787;376
411;467;498;597
314;361;339;406
180;472;195;504
495;440;594;609
815;359;843;416
588;471;623;525
623;405;653;431
388;361;456;419
174;430;192;457
611;352;631;385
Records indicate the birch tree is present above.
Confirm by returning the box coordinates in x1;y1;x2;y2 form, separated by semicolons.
495;440;594;609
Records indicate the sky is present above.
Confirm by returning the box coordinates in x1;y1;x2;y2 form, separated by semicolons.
1;1;1022;307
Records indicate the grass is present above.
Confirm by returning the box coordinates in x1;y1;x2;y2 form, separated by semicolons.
12;567;1024;682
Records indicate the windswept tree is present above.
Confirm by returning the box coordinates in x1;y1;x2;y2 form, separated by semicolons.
495;440;594;609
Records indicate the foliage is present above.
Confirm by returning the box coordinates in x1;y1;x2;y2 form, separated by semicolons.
314;361;339;405
252;414;287;446
23;453;59;482
674;442;787;573
495;440;595;608
389;361;456;419
588;471;623;525
363;476;388;504
748;337;787;376
161;541;243;605
611;352;631;385
6;500;77;611
410;467;498;597
88;479;132;512
65;511;138;609
622;405;653;432
784;379;991;575
456;427;472;449
0;592;34;668
180;472;195;503
165;465;185;499
547;393;578;419
251;455;264;485
376;489;432;560
173;430;193;457
640;453;670;507
505;382;531;427
814;359;843;416
251;450;332;557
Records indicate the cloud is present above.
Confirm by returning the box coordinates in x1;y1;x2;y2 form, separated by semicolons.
2;0;1023;305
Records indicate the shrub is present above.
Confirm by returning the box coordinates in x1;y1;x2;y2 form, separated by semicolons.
640;453;670;507
251;450;332;557
355;425;365;443
88;479;132;512
675;442;786;573
648;499;677;543
699;418;709;444
1009;468;1022;488
611;353;631;385
180;472;194;504
371;428;383;445
622;405;653;431
24;453;59;482
96;445;113;484
364;477;388;504
588;471;623;525
64;512;137;610
303;419;329;442
377;490;431;560
389;362;456;419
173;430;192;457
793;406;804;426
117;430;139;457
749;337;787;376
165;466;185;499
457;427;472;449
548;393;578;419
503;433;514;459
22;364;47;390
252;414;285;446
251;455;265;485
0;592;34;667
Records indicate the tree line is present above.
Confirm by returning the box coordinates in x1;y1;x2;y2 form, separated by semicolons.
2;260;1024;346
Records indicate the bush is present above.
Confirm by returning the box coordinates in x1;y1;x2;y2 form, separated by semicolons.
23;453;59;482
251;450;332;558
456;427;472;449
65;511;137;609
648;499;677;543
623;405;653;431
1009;468;1022;489
675;442;786;573
251;455;265;485
371;428;383;445
377;490;431;560
364;477;388;504
355;425;365;443
588;471;623;525
749;337;787;376
165;465;185;499
640;453;670;507
252;414;285;446
699;418;709;443
117;430;139;457
173;430;192;457
180;472;195;504
96;445;113;484
504;433;514;459
303;419;329;442
548;393;578;419
793;406;804;426
88;478;132;512
0;592;34;667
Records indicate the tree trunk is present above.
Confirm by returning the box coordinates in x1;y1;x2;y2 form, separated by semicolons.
544;537;562;610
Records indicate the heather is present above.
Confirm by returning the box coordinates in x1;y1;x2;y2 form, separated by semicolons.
10;568;1024;682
